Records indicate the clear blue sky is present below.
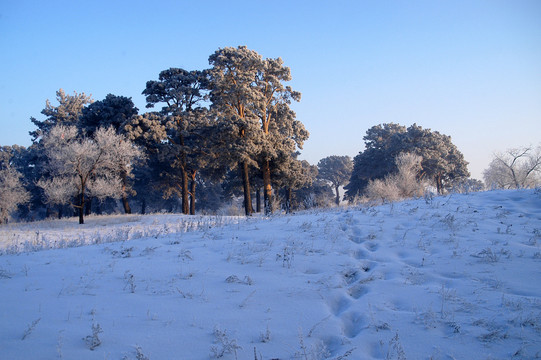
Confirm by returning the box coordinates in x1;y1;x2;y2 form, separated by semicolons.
1;0;540;179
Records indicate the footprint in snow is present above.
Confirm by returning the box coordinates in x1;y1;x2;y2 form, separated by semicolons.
341;311;366;338
328;294;352;316
365;241;379;252
348;283;369;299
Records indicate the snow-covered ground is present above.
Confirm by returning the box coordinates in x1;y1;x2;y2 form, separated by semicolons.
0;190;540;359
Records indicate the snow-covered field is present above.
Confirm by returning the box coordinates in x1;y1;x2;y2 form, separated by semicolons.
1;190;540;359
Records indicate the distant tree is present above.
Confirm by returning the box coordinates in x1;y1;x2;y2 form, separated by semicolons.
294;179;335;209
38;126;144;224
483;145;541;189
275;155;317;213
0;146;35;220
345;123;406;200
346;123;469;199
402;124;469;194
317;155;353;205
0;152;30;223
30;89;93;141
450;178;485;193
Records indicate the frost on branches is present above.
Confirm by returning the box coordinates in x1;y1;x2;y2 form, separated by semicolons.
37;125;144;224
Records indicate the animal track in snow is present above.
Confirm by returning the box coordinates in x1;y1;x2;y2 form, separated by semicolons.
341;311;365;338
348;283;369;299
328;294;352;316
364;241;379;252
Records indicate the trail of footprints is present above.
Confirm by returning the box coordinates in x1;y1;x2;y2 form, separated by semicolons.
326;221;381;340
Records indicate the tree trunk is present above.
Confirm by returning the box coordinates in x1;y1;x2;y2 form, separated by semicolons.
141;198;146;215
78;193;85;224
240;161;252;216
85;197;92;216
262;159;273;215
436;173;443;194
189;171;196;215
181;167;189;215
121;173;132;214
285;187;292;214
256;188;261;213
335;185;341;206
57;205;63;219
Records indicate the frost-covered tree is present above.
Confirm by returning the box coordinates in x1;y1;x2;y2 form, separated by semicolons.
317;155;353;205
402;124;469;194
208;46;265;216
38;125;144;224
29;89;93;141
345;123;406;200
346;123;469;199
209;46;308;215
79;94;140;213
0;165;30;224
274;154;317;213
483;145;541;189
253;57;306;214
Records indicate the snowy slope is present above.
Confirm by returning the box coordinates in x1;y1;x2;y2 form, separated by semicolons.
0;190;540;359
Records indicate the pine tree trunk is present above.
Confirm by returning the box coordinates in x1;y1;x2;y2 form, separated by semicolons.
262;159;273;215
335;185;341;206
181;167;189;215
122;195;131;214
436;173;443;194
189;171;196;215
256;188;261;213
285;187;292;214
240;161;252;216
141;198;146;215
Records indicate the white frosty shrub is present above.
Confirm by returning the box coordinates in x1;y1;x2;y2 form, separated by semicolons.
0;166;30;224
366;152;425;203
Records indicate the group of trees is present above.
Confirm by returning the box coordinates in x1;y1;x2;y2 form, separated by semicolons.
1;46;331;224
345;123;471;200
3;47;536;224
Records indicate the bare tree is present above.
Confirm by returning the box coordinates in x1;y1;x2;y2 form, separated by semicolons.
0;166;30;224
38;125;144;224
483;145;541;189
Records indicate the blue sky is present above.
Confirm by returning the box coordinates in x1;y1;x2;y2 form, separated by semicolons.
1;0;540;179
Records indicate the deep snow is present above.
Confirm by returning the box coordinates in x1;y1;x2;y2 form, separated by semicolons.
0;190;540;359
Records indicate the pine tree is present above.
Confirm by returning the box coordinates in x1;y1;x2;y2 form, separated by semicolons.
208;46;264;216
141;68;209;214
317;155;353;205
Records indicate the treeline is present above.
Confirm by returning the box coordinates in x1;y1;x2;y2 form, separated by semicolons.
6;45;528;225
0;46;342;224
